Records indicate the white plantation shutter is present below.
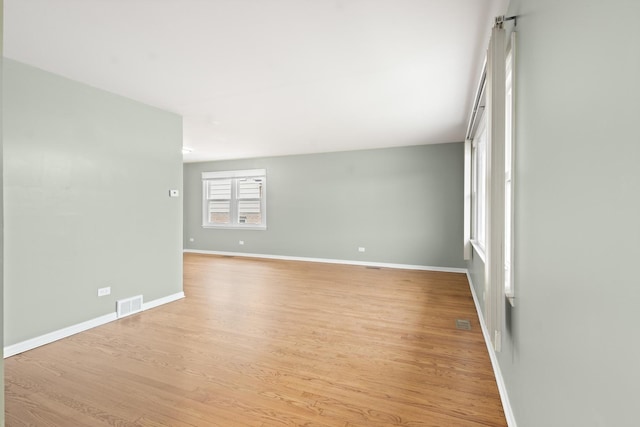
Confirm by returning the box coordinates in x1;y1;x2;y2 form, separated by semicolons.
209;201;230;212
238;179;262;199
208;179;232;200
237;179;263;224
238;201;261;212
202;170;266;228
206;179;232;224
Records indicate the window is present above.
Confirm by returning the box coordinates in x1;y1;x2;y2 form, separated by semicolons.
504;32;516;302
471;112;488;255
465;16;514;351
202;169;266;229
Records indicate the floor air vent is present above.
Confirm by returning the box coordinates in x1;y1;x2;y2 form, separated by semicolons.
117;295;143;318
455;319;472;330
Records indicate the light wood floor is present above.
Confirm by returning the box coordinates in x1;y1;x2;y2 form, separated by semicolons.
5;253;506;426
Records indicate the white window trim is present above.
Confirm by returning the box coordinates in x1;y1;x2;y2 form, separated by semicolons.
202;168;267;230
202;169;266;180
471;239;487;264
471;110;488;258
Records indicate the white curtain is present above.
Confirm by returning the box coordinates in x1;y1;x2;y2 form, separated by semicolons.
485;22;506;352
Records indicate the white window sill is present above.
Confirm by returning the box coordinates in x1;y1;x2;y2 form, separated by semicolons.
470;240;486;263
202;225;267;231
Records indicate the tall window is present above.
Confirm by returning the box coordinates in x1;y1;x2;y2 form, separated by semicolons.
465;17;514;351
202;169;267;229
472;112;488;255
504;32;516;302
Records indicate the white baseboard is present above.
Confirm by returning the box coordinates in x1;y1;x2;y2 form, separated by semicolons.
143;291;185;311
466;272;517;427
183;249;467;273
4;312;117;358
4;291;185;359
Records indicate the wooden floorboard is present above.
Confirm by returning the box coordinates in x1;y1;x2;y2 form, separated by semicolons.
5;253;506;426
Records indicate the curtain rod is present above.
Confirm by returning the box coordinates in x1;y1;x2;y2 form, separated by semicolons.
495;15;517;27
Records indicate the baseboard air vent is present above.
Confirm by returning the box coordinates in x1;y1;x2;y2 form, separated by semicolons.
455;319;472;330
117;295;143;318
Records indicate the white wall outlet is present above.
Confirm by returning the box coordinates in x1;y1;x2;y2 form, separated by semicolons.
189;237;194;242
169;189;179;197
239;240;245;245
98;286;111;297
358;247;366;252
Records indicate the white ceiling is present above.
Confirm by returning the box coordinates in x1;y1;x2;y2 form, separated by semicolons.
4;0;508;163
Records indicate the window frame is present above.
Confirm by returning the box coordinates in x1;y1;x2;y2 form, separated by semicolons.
202;169;267;230
471;110;488;259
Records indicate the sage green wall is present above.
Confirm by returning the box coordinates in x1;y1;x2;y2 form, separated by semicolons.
184;143;465;268
466;249;485;314
3;59;184;346
469;0;640;425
